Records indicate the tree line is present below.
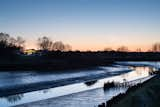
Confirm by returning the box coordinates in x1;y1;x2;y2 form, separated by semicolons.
37;36;72;51
104;43;160;52
0;32;25;59
1;32;160;54
0;32;72;52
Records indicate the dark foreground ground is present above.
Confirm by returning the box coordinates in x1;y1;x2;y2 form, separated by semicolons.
1;51;160;71
108;75;160;107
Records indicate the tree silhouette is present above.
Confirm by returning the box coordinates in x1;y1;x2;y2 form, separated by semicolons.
37;36;72;52
152;43;160;52
52;41;65;51
0;32;24;59
8;37;17;47
16;36;25;48
37;36;53;50
136;48;142;52
0;32;9;46
117;46;129;52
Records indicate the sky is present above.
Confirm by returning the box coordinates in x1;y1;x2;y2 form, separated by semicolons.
0;0;160;51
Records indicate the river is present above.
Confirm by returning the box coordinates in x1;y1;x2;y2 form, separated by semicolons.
0;61;159;107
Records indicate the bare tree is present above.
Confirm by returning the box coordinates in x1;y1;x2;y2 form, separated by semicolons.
37;36;53;50
8;37;17;46
152;43;160;52
0;32;10;45
0;33;25;58
16;36;25;47
0;33;25;49
136;48;142;52
117;46;129;52
7;36;25;51
52;41;65;51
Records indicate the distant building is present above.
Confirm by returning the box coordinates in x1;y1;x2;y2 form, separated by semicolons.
24;49;36;55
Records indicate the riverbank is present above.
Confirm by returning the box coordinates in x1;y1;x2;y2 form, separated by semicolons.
107;75;160;107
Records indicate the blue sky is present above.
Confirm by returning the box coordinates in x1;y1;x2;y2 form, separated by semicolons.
0;0;160;51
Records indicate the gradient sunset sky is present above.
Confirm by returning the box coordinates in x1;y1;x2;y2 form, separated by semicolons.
0;0;160;51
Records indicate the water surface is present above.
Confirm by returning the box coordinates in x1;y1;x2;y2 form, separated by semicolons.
0;65;157;107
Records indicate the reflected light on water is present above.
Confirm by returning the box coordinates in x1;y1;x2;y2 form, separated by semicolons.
0;66;157;107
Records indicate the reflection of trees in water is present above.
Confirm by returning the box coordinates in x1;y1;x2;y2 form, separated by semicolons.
135;66;154;76
149;67;154;73
135;67;144;76
4;94;24;103
129;66;155;77
84;80;98;86
103;86;127;92
132;66;147;76
148;67;157;75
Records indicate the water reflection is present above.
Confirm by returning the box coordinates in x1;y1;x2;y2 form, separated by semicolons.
0;65;157;107
131;66;156;73
119;66;156;82
3;94;24;103
84;80;98;86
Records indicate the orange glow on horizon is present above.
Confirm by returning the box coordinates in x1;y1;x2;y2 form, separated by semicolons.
25;42;151;52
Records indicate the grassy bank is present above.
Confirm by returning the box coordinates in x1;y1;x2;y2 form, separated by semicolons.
107;75;160;107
